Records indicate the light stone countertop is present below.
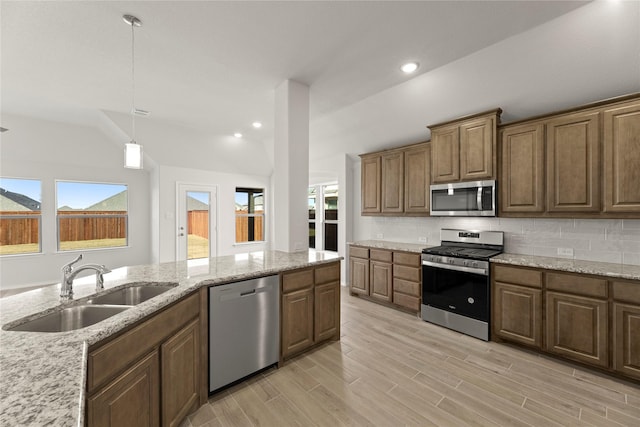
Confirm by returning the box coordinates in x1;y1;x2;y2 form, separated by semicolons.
0;250;342;427
349;240;429;254
492;253;640;281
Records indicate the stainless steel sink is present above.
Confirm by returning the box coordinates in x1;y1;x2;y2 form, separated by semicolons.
87;283;176;306
5;304;130;332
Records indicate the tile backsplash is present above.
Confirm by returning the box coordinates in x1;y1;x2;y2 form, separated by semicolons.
355;217;640;266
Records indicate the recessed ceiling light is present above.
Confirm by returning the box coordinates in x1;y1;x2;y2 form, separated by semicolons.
252;121;262;129
401;62;419;73
234;132;243;138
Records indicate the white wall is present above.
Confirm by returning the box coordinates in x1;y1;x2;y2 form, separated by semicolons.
352;161;640;266
153;165;272;263
0;114;152;289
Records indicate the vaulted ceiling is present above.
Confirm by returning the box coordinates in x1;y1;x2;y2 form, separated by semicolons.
2;1;638;177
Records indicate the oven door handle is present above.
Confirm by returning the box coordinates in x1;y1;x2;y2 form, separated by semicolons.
422;260;488;276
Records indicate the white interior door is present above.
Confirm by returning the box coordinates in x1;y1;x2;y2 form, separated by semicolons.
177;183;217;261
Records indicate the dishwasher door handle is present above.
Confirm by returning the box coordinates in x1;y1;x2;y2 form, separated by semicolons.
240;289;256;297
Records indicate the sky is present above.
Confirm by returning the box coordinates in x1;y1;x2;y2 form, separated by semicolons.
0;178;127;209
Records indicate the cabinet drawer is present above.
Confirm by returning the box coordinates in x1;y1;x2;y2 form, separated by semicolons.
393;292;420;311
393;278;420;297
394;265;420;282
349;246;369;259
393;252;420;267
493;265;542;288
282;268;314;293
315;262;340;285
88;292;199;393
370;249;393;262
612;280;640;304
546;272;607;298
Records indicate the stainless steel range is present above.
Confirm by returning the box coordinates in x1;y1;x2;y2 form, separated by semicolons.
421;229;504;341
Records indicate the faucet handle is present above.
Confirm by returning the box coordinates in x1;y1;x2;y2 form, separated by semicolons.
62;254;83;272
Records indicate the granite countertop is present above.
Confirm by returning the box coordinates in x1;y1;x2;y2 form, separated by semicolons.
349;240;429;254
492;253;640;281
0;250;342;427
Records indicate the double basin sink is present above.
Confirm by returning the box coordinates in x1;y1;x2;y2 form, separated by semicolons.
4;283;177;333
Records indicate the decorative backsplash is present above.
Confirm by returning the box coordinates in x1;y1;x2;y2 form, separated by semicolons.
355;217;640;266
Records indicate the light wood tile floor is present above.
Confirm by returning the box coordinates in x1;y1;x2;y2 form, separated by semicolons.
183;287;640;426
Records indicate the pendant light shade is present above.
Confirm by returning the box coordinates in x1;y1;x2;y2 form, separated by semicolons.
124;142;143;169
123;14;143;169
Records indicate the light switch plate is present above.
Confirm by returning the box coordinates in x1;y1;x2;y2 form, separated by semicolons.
376;233;383;239
418;237;427;243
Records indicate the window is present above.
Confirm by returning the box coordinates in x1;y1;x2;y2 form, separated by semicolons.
235;187;264;243
308;187;316;249
56;181;128;251
0;178;42;255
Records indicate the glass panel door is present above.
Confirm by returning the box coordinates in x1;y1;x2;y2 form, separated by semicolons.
177;184;217;261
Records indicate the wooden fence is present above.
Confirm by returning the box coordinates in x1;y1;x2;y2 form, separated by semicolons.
235;211;264;242
57;211;126;242
188;210;209;238
0;211;40;245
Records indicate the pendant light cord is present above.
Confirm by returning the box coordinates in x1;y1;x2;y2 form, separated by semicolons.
131;19;136;144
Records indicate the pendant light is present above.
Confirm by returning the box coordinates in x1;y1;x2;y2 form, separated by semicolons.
123;14;143;169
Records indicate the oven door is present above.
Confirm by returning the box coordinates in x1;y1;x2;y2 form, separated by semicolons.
422;261;489;322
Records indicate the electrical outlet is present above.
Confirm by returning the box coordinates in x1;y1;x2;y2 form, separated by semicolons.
418;237;427;243
376;233;383;239
557;247;574;257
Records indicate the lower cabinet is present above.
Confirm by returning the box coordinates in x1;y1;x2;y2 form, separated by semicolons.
545;291;608;368
281;261;341;360
349;245;422;313
86;291;204;427
492;264;640;382
87;351;160;427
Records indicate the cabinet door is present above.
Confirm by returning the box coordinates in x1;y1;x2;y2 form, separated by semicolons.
613;302;640;380
370;260;392;302
603;101;640;213
546;111;601;212
493;282;542;348
314;281;340;343
460;116;495;181
361;155;381;214
87;351;160;427
161;319;200;427
545;291;608;368
500;123;545;213
431;125;460;183
281;288;314;359
404;144;431;214
349;257;369;296
381;151;404;213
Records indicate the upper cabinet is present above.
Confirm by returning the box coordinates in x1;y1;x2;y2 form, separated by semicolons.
360;142;430;216
603;100;640;213
499;93;640;218
429;109;501;184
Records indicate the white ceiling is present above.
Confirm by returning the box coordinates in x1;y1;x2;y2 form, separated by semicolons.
2;1;638;177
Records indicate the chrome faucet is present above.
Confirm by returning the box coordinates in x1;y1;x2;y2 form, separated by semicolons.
61;254;111;300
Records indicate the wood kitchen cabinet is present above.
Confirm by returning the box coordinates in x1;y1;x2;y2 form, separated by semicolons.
360;154;382;214
612;280;640;380
280;261;341;360
546;111;601;213
87;291;204;427
360;142;430;216
369;249;393;302
349;244;422;313
603;99;640;213
381;150;404;213
499;123;545;213
349;246;370;296
492;265;543;348
429;109;501;184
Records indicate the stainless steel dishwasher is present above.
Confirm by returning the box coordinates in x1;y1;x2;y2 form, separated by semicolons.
209;275;279;392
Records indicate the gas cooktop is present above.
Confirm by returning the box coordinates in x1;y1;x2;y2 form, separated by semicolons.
422;245;503;260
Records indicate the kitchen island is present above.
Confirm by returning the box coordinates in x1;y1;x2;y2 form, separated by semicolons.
0;250;341;426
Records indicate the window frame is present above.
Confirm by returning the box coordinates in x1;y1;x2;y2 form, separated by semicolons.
55;180;130;252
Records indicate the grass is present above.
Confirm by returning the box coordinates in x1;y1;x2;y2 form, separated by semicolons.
188;234;209;259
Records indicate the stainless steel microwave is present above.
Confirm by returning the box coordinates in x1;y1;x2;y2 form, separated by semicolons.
430;180;496;217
